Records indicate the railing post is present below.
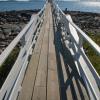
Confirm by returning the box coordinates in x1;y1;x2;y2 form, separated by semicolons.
79;33;83;48
20;35;26;47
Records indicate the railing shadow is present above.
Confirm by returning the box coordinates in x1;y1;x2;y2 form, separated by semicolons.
53;21;89;100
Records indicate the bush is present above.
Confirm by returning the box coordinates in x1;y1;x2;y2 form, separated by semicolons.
0;47;20;88
83;33;100;75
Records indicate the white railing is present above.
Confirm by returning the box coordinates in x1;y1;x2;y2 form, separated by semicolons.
53;2;100;100
0;4;46;100
0;1;100;100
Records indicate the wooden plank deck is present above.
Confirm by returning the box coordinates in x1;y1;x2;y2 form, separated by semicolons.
17;3;89;100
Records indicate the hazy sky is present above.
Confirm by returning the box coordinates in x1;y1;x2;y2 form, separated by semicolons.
0;0;99;1
0;0;86;1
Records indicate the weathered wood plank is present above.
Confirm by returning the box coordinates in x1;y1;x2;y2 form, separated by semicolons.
17;54;40;100
32;86;46;100
32;4;50;100
47;4;60;100
17;3;90;100
17;17;45;100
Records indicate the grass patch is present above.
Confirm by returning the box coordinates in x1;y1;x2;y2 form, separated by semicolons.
0;47;20;88
83;32;100;75
86;32;100;46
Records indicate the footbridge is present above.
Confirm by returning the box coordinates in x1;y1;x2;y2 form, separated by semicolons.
0;1;100;100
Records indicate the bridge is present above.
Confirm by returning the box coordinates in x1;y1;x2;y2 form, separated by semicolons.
0;0;100;100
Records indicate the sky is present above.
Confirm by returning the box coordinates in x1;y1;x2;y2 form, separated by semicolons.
0;0;86;1
0;0;99;1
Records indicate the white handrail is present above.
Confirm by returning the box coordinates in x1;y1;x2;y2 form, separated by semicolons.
0;4;46;100
56;4;100;56
0;5;46;67
66;16;100;55
0;17;35;66
53;2;100;100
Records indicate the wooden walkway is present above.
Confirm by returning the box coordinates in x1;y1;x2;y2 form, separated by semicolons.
17;3;89;100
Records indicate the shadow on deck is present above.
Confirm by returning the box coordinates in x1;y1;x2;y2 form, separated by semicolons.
53;21;89;100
